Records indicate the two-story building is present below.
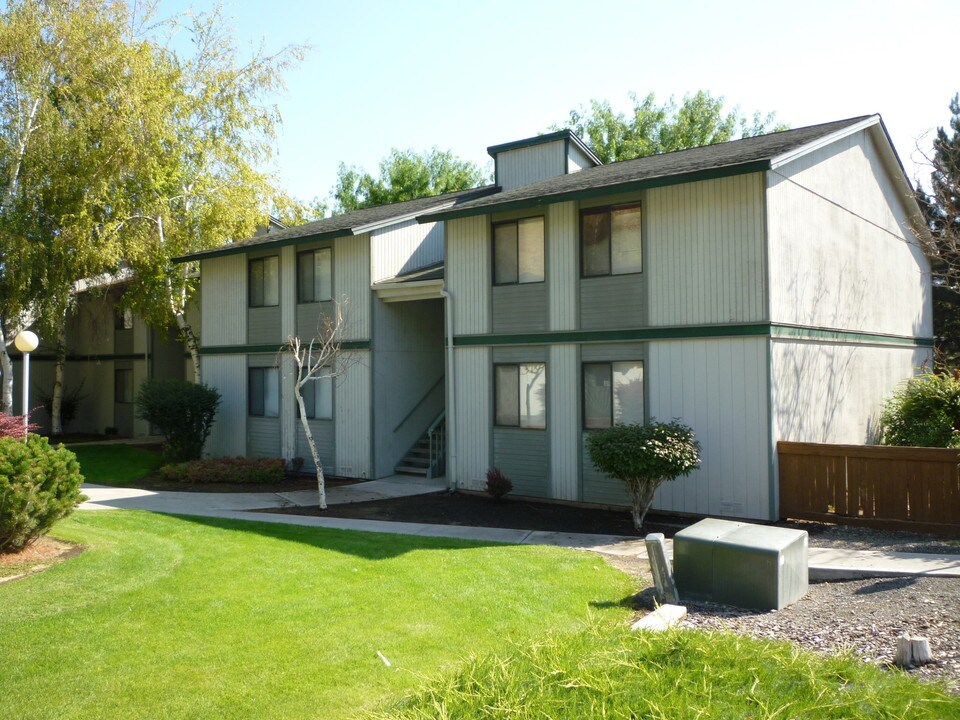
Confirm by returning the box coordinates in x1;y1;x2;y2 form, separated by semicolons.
180;115;932;522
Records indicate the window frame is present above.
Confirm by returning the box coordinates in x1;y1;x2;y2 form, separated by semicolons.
248;366;280;418
296;247;333;304
581;360;644;430
492;216;545;286
493;361;547;429
248;255;280;308
579;202;643;278
114;368;134;404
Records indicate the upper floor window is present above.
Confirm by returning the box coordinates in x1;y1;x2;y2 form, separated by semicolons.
493;217;544;285
249;256;279;307
298;372;333;420
249;367;279;417
297;248;332;303
583;361;644;429
114;307;133;330
581;204;642;277
495;362;546;428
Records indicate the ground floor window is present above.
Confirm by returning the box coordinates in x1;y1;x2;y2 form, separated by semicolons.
583;361;644;428
495;363;546;428
114;369;134;404
298;372;333;420
249;367;279;417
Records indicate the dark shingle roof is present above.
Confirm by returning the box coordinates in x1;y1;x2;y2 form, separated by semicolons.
174;185;497;262
373;262;445;285
421;116;877;222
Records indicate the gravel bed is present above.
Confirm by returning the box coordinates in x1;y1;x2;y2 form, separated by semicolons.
629;522;960;692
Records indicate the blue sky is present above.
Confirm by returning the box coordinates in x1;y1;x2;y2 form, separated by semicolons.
159;0;960;205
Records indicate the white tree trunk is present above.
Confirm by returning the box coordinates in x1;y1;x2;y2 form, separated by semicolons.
0;327;14;414
294;382;327;510
50;323;67;435
176;312;202;384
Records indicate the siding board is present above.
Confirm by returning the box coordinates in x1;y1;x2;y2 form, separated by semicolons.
493;428;549;497
334;350;371;477
497;142;566;190
549;344;579;500
334;234;371;341
492;283;548;333
451;346;490;490
370;219;444;282
447;216;490;334
200;255;246;346
247;416;280;457
547;202;577;330
201;355;246;457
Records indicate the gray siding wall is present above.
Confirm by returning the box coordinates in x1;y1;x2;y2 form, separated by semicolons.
296;301;336;341
202;355;246;457
492;428;549;497
248;306;282;345
496;141;566;190
372;298;446;478
580;274;646;330
492;283;548;334
568;144;597;173
201;254;246;346
370;219;444;282
296;421;335;472
450;346;491;490
247;416;280;457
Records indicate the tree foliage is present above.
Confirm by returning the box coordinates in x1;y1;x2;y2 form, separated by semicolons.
332;148;486;213
586;420;701;529
555;90;786;164
136;378;221;462
879;370;960;448
916;94;960;367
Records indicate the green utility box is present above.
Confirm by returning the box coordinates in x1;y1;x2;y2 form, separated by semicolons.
673;518;808;610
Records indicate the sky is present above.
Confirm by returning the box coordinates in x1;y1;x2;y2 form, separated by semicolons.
157;0;960;206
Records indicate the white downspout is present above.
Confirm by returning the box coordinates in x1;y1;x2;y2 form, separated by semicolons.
440;287;457;491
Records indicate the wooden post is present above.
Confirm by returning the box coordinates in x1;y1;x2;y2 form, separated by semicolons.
645;532;678;605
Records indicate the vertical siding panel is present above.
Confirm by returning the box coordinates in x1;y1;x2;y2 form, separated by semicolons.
200;255;247;346
280;246;296;460
370;219;444;283
335;350;371;477
201;355;247;457
447;216;490;334
648;337;770;520
647;173;765;326
334;235;371;341
547;202;577;331
451;346;491;490
496;142;567;190
549;344;578;500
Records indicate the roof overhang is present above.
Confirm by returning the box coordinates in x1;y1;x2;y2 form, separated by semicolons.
172;228;353;264
372;278;445;303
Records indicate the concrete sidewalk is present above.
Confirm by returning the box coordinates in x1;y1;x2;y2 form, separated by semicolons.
79;480;960;579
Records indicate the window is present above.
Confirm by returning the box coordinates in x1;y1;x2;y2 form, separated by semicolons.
299;372;333;420
249;256;279;307
583;361;644;429
115;369;134;404
581;204;642;277
297;248;332;303
493;217;544;285
114;307;133;330
248;367;279;417
495;363;546;428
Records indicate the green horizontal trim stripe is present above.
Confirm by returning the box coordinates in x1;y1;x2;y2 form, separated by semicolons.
173;229;353;263
421;161;771;223
200;340;370;355
454;323;933;348
771;324;934;347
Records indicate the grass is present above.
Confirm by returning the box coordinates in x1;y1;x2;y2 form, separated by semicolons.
65;443;161;486
0;511;636;720
370;623;960;720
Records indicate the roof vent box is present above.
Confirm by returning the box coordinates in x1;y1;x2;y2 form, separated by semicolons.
673;518;808;611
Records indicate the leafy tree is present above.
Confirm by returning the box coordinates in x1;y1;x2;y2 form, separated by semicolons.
879;370;960;448
916;95;960;367
586;419;701;530
332;148;486;213
555;90;787;164
119;6;306;383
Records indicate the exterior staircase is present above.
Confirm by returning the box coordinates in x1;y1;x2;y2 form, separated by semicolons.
395;412;445;478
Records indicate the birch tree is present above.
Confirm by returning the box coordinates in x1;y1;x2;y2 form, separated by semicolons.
120;8;306;382
285;301;346;510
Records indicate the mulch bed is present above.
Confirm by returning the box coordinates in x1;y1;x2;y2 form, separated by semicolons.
0;537;84;583
263;490;688;537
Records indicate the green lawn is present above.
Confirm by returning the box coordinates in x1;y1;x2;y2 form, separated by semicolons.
0;511;636;720
66;443;161;486
372;624;960;720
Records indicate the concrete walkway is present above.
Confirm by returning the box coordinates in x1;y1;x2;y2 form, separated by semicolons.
79;480;960;579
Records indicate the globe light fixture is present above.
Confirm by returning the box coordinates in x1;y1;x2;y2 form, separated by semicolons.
13;330;39;441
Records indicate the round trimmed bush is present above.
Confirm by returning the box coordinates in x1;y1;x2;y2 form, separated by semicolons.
136;378;221;462
0;435;86;551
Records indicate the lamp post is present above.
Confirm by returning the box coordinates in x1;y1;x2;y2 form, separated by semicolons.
14;330;39;441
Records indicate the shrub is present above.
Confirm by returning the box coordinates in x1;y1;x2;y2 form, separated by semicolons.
879;370;960;448
485;467;513;501
587;419;701;530
36;379;87;430
0;435;86;551
136;379;221;462
289;457;305;474
158;457;285;484
0;412;39;439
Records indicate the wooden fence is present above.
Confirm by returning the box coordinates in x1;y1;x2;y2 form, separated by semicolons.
778;441;960;536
